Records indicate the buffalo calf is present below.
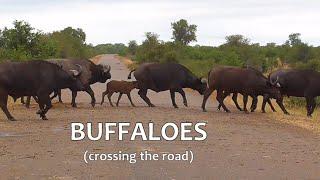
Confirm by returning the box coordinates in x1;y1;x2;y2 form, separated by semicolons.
101;80;139;107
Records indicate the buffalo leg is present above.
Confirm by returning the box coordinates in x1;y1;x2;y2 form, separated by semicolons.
177;89;188;107
25;96;31;108
57;90;62;103
232;93;243;111
262;96;267;113
116;93;123;107
202;87;214;112
101;90;108;105
242;94;249;113
138;89;155;107
36;93;52;120
310;98;316;116
71;91;78;108
107;93;114;107
0;90;15;121
127;93;135;107
170;90;178;108
250;96;258;112
50;90;62;103
217;91;229;111
20;97;25;104
306;96;316;117
41;96;52;120
50;91;57;100
85;87;96;107
267;99;276;112
275;96;289;115
216;90;230;113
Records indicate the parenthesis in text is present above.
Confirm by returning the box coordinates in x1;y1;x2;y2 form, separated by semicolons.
84;150;88;164
189;150;193;164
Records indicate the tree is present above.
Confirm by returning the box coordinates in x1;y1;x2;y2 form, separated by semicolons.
0;20;58;60
135;32;164;62
128;40;138;55
224;34;250;46
50;27;89;58
285;33;302;46
171;19;197;45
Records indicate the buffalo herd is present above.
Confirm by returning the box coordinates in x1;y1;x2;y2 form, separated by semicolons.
0;59;318;121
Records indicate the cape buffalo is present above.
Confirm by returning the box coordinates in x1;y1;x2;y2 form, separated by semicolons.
264;69;320;117
0;60;84;121
127;63;207;108
202;66;289;114
44;59;111;107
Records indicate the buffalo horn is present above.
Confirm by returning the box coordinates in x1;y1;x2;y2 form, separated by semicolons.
103;65;111;73
75;64;83;74
201;78;207;84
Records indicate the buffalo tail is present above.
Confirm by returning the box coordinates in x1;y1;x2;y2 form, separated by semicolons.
127;69;136;79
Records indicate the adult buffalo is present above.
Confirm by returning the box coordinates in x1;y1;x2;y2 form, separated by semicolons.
0;60;84;121
127;63;207;108
44;59;111;107
264;69;320;117
202;66;289;114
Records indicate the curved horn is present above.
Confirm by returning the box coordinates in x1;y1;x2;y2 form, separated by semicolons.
75;64;83;74
201;78;207;84
270;76;279;85
103;65;111;73
69;70;80;77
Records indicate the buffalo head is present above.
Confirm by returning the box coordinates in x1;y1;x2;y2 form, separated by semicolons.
97;64;111;83
193;77;207;95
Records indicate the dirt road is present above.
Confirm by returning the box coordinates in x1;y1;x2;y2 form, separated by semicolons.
0;55;319;179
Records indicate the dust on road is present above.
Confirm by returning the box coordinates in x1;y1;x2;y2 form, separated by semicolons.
0;55;319;179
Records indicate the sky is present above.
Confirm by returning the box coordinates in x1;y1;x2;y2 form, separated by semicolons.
1;0;320;46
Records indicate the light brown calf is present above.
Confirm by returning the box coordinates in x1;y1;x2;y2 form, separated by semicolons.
101;80;139;107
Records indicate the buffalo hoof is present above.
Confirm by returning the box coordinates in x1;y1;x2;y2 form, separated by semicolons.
285;112;290;115
244;110;249;114
202;109;207;112
132;104;136;107
91;102;95;108
42;116;48;120
173;105;178;108
149;104;155;107
8;117;16;121
71;104;77;108
307;114;312;118
225;110;231;113
261;110;266;113
183;102;188;107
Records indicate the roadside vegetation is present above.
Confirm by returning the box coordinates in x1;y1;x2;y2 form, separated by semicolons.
0;20;128;61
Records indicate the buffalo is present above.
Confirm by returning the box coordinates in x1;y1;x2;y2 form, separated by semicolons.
43;59;111;107
128;63;207;108
202;66;289;114
263;69;320;117
0;60;84;121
